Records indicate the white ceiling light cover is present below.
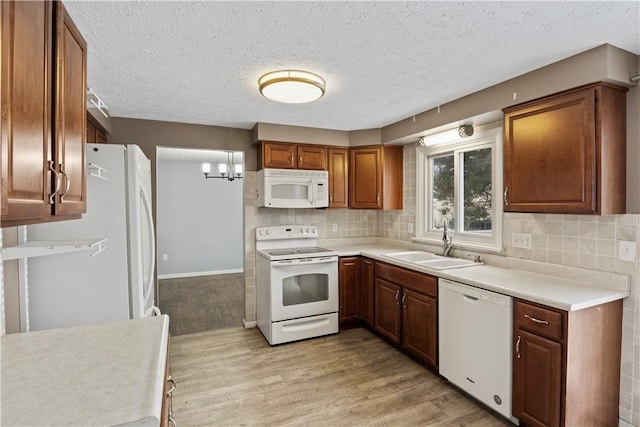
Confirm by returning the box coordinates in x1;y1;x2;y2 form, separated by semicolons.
259;70;326;104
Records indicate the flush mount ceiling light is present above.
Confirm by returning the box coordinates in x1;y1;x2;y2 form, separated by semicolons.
258;70;326;104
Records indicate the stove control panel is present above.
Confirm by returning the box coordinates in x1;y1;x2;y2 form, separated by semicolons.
256;225;319;240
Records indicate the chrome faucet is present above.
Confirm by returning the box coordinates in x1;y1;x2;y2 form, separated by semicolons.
442;220;453;257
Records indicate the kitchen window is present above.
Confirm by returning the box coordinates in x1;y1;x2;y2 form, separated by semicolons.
415;124;503;252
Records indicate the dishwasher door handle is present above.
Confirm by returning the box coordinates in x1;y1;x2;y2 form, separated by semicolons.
461;293;480;302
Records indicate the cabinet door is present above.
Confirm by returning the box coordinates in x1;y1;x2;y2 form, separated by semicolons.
1;0;53;223
503;88;596;214
401;289;437;367
95;128;108;144
327;147;348;208
374;278;401;344
52;1;87;216
297;145;326;170
358;257;374;326
86;119;96;144
338;257;359;325
349;147;382;209
513;329;562;427
262;142;296;169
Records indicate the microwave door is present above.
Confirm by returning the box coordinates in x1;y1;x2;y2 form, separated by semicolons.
269;179;314;208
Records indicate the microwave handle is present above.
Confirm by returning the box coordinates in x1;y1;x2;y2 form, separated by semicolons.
310;179;316;205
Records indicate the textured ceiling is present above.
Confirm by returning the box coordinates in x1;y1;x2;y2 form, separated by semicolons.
65;1;640;132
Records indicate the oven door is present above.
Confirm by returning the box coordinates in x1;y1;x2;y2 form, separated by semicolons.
270;256;338;321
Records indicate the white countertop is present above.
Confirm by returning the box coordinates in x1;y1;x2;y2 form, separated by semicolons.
1;315;170;427
325;243;630;311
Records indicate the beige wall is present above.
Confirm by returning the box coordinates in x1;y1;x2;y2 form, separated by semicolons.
252;122;350;146
382;44;638;143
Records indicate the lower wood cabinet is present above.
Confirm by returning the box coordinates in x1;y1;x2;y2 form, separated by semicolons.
401;288;437;366
373;277;401;342
512;299;622;427
338;256;374;328
358;257;374;326
338;257;359;326
160;340;176;427
374;261;438;368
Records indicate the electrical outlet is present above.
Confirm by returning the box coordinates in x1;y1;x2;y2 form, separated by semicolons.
162;254;168;261
618;241;636;262
408;223;414;233
332;223;338;233
512;232;532;250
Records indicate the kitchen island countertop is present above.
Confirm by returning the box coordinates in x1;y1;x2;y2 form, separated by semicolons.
1;315;169;427
324;242;630;311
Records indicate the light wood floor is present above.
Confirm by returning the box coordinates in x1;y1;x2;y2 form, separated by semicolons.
170;327;513;426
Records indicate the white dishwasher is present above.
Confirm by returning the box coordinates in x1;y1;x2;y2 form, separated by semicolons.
438;278;513;420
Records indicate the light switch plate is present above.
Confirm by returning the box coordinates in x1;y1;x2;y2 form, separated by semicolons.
332;223;338;232
408;223;414;233
512;232;532;250
618;241;636;262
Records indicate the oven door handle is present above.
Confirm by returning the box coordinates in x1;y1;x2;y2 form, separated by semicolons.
272;257;337;267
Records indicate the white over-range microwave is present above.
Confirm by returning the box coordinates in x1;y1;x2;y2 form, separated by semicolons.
257;168;329;208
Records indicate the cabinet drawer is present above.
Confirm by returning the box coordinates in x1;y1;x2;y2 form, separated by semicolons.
375;262;437;297
515;300;564;342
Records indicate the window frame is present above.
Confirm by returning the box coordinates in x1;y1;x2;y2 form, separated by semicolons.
415;124;503;252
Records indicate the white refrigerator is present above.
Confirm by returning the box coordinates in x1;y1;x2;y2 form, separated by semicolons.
25;144;156;331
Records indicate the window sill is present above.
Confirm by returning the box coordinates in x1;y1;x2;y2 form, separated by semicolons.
411;236;504;254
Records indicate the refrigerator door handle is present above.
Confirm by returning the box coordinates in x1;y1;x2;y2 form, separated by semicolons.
140;186;156;309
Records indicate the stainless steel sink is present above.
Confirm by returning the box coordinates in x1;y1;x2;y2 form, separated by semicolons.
416;258;481;270
382;251;443;263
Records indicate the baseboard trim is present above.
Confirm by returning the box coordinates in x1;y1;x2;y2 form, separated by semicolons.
158;269;243;280
243;319;257;328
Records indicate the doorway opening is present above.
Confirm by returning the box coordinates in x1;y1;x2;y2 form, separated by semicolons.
155;146;244;336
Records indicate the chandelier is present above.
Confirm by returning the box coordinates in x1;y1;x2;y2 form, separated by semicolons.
201;152;243;181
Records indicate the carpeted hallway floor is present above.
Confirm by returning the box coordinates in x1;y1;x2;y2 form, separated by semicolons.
158;273;244;336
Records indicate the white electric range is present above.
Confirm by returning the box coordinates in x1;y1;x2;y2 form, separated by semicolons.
256;225;339;345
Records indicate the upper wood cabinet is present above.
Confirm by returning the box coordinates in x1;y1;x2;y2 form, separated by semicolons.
258;141;327;170
53;1;87;217
1;0;53;223
86;119;108;144
349;145;403;210
327;147;348;208
503;83;627;214
1;0;87;226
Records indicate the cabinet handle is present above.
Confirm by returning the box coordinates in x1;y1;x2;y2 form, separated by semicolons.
524;314;549;325
166;377;176;396
516;335;521;359
59;165;71;202
376;193;380;205
329;195;333;204
401;293;406;309
503;187;509;206
362;259;372;265
299;155;303;163
289;153;294;163
168;415;177;427
48;161;62;204
395;289;400;305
